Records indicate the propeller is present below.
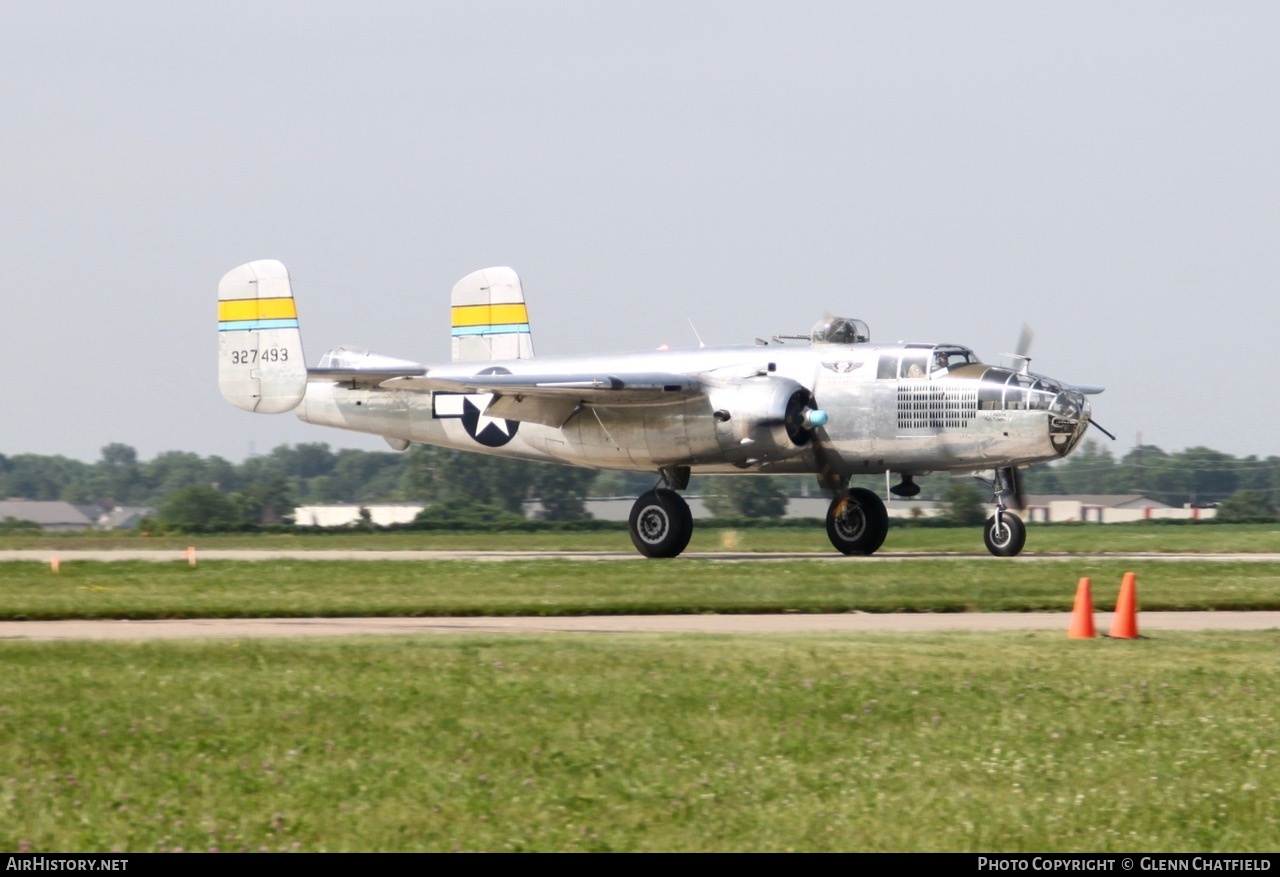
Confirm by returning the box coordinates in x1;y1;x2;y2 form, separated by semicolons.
1001;323;1035;373
776;389;828;445
1015;323;1034;359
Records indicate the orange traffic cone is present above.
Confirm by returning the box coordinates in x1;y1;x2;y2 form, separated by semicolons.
1108;572;1139;639
1068;577;1096;639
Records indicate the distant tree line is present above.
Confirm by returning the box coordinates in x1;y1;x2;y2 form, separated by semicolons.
1;438;1277;531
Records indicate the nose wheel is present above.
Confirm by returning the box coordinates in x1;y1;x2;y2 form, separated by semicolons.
977;467;1028;557
628;489;694;558
983;512;1026;557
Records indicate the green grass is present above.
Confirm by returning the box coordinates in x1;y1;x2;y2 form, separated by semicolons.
3;526;1277;852
1;633;1277;852
0;558;1278;619
4;521;1280;554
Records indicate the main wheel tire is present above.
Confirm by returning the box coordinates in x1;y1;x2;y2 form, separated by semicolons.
826;487;889;555
983;513;1027;557
629;489;694;558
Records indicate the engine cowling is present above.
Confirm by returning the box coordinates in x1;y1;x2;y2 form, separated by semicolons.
707;377;825;468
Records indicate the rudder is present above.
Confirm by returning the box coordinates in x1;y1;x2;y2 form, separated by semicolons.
450;267;535;362
217;260;308;413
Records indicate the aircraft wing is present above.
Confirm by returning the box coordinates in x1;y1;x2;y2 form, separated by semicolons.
307;361;702;427
388;371;704;428
388;371;696;399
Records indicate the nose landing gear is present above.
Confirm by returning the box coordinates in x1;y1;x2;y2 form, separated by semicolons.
979;467;1027;557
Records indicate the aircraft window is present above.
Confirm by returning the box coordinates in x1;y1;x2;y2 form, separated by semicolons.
877;355;900;379
1027;378;1055;410
978;367;1010;410
901;351;928;379
1006;374;1035;410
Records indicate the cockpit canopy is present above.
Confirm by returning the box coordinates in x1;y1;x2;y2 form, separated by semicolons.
810;316;870;345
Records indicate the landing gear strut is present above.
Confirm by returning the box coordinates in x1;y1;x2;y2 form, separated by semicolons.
981;468;1026;557
826;487;889;555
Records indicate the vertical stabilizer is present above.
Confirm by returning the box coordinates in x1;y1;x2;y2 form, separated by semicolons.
450;267;534;362
218;260;308;413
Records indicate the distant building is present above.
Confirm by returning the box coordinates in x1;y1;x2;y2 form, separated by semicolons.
0;499;94;531
96;506;157;530
292;493;1214;528
293;503;426;528
1021;494;1213;523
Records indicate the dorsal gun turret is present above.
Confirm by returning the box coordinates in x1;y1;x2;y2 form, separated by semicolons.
810;316;870;345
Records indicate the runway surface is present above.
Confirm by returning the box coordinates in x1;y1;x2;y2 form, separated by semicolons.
2;549;1276;641
2;612;1278;642
5;549;1280;562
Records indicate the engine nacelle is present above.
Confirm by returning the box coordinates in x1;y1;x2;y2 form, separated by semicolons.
707;377;824;468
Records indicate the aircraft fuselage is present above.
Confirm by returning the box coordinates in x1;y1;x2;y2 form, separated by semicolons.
295;342;1090;480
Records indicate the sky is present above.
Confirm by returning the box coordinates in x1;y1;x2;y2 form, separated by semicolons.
4;2;1278;465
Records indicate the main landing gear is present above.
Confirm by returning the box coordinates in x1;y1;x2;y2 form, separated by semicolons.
825;487;890;555
628;489;694;558
622;469;1026;559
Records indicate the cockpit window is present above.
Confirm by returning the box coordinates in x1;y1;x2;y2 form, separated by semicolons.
900;350;929;378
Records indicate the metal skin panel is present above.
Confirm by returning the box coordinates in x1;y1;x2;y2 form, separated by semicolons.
217;260;308;414
292;342;1089;477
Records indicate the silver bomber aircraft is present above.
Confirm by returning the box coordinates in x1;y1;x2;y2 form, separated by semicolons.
217;260;1105;558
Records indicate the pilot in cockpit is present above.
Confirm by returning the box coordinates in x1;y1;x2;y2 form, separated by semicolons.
931;352;949;374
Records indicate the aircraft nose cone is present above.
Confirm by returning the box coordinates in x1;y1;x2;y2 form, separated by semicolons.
804;408;829;428
1049;391;1091;456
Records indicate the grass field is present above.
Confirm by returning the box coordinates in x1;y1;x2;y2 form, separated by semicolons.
1;557;1279;619
2;525;1277;852
4;521;1280;554
1;633;1277;852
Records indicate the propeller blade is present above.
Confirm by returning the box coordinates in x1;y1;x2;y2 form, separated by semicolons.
1001;324;1035;373
1015;323;1034;358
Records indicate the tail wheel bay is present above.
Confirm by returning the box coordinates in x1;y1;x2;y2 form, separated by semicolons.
826;487;889;556
983;513;1027;557
629;489;694;558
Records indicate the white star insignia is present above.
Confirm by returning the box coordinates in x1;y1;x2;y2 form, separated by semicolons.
468;393;511;436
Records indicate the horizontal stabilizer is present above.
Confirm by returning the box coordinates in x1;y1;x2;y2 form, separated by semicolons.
309;347;426;388
218;260;308;413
